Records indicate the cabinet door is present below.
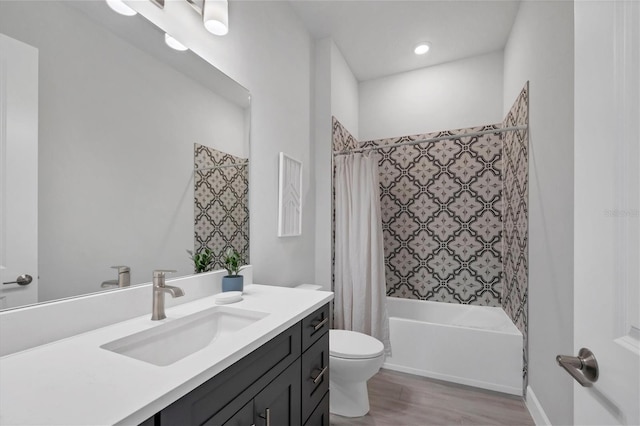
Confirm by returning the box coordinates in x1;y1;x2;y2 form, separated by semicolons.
222;400;253;426
254;359;301;426
303;393;329;426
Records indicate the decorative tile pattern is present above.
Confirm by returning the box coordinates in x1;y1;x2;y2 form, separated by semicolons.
358;125;504;306
332;117;359;152
194;143;249;271
501;83;529;391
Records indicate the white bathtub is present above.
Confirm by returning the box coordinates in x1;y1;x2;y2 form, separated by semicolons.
383;297;523;395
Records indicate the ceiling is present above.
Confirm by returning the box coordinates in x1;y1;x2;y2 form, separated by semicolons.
289;0;521;82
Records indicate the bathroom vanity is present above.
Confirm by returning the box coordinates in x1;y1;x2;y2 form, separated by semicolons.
147;303;330;426
0;283;332;425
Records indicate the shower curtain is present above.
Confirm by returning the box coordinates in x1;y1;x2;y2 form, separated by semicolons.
334;152;391;355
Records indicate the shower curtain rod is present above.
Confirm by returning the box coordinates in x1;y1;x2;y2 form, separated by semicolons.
194;161;249;172
333;125;528;156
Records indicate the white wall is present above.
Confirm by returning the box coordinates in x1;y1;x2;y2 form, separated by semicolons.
359;51;504;141
129;0;316;286
313;39;359;290
330;43;359;140
503;1;574;424
313;38;333;291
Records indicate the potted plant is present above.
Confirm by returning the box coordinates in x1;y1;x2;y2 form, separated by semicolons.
187;248;214;273
222;248;244;292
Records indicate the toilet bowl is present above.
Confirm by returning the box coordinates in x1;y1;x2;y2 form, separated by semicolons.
329;329;385;418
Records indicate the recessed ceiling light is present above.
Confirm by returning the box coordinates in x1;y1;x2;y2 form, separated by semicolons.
105;0;137;16
414;42;431;55
164;33;188;51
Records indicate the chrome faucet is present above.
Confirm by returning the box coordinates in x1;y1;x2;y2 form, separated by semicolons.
151;269;184;321
101;266;131;288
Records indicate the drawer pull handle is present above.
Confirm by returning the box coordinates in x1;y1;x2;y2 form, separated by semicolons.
311;365;328;384
311;317;328;331
258;408;270;426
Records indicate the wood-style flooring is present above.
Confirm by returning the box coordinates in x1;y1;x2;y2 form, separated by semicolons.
330;369;535;426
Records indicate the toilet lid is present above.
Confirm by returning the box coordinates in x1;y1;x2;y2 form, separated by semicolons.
330;330;384;359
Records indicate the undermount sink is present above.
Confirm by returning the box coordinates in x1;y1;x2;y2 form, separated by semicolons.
101;306;269;366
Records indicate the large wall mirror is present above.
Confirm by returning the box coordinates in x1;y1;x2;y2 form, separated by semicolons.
0;0;250;310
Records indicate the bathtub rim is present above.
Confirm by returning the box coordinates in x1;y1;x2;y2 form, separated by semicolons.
387;315;523;337
385;297;523;337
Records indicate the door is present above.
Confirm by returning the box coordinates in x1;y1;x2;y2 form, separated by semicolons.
254;359;301;426
574;1;639;424
0;34;38;309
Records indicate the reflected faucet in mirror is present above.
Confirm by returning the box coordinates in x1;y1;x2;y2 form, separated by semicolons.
100;266;131;289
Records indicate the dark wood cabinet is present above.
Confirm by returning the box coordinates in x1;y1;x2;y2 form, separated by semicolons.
301;304;330;352
254;359;301;426
301;332;329;424
148;303;330;426
221;400;253;426
303;393;329;426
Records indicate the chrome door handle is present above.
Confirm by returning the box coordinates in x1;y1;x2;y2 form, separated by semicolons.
556;348;599;387
3;274;33;286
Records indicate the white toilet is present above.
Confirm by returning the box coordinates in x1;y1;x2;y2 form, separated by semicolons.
294;284;385;417
329;329;385;417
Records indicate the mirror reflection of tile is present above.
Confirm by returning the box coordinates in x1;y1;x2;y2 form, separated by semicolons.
194;143;249;271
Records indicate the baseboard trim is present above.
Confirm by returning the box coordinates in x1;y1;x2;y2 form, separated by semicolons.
526;386;552;425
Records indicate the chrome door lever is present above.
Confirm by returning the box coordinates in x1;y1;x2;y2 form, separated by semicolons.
556;348;599;387
3;274;33;286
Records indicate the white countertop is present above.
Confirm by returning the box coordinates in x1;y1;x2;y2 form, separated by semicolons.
0;284;333;425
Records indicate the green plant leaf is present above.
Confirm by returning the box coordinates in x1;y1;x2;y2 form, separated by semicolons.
188;247;214;274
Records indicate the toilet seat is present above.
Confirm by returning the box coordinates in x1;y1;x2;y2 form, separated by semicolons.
329;330;384;359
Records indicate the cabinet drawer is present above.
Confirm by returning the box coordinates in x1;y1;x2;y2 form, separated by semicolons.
161;322;301;426
303;391;329;426
301;332;329;424
301;304;330;352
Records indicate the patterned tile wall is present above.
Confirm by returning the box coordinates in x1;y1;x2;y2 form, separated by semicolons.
501;83;529;389
332;116;359;152
356;126;505;306
194;143;249;271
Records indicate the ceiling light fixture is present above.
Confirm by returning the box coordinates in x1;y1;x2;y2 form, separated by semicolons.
164;33;188;51
202;0;229;36
414;42;431;55
105;0;137;16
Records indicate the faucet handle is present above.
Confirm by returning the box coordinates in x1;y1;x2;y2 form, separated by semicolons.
153;269;177;278
111;265;130;273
